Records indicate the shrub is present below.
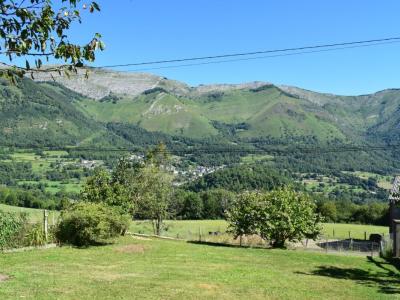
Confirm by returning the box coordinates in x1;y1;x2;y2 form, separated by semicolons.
55;202;130;247
0;211;28;250
25;223;48;247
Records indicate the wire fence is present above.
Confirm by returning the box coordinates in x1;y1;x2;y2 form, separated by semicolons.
309;239;381;256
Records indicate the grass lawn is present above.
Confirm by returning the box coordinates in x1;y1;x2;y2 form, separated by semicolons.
130;220;389;240
0;236;399;299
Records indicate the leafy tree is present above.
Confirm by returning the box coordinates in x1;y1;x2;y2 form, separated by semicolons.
0;0;103;82
317;200;337;223
228;188;321;248
132;164;173;235
181;191;203;220
257;188;321;247
81;147;173;236
81;168;113;203
226;192;260;239
80;166;133;214
200;189;235;219
5;191;17;206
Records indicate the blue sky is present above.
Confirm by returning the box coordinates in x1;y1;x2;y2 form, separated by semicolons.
48;1;400;94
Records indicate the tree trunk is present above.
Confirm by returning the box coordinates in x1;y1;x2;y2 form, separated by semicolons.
155;216;162;236
272;238;286;248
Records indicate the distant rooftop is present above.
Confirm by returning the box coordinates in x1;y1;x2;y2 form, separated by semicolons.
389;176;400;202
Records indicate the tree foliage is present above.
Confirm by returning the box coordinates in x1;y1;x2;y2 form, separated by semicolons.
0;0;103;82
188;164;289;192
80;164;135;215
56;202;130;247
81;145;174;236
227;188;322;248
132;164;173;235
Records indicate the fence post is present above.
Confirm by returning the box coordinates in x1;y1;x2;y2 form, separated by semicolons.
325;238;328;253
239;235;243;247
198;227;201;242
333;229;335;238
364;231;367;241
348;231;351;239
43;209;49;241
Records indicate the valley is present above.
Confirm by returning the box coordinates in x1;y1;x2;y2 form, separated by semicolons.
0;70;399;219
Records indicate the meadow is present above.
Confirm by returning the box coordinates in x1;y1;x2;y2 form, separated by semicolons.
0;235;398;299
130;219;389;241
6;150;87;194
0;204;59;224
0;204;388;240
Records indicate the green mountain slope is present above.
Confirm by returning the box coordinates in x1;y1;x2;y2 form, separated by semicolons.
2;70;400;151
74;83;351;142
0;79;128;148
75;90;218;137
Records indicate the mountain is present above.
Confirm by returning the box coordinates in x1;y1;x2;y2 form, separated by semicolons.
0;78;129;148
0;68;398;150
34;69;399;143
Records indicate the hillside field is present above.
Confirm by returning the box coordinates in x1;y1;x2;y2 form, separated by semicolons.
0;236;399;299
0;204;59;223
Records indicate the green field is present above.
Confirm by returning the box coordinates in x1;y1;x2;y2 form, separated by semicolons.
6;150;88;194
0;236;398;299
0;204;59;224
130;220;389;240
0;204;388;240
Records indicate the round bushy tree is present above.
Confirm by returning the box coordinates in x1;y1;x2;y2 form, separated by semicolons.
56;202;130;247
227;188;322;248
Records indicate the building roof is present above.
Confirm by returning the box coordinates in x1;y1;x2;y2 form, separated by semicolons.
390;176;400;203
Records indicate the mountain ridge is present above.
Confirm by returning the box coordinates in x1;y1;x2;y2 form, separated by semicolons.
32;67;400;99
2;68;396;145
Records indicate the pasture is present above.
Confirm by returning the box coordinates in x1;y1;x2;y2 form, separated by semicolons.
0;204;59;223
0;236;398;299
6;150;87;194
130;219;389;240
0;204;388;240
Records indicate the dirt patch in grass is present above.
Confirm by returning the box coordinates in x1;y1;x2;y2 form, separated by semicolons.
115;244;148;254
90;272;138;282
198;283;218;290
0;274;10;282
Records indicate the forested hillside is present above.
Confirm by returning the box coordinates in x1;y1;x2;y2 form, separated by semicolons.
0;71;399;212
